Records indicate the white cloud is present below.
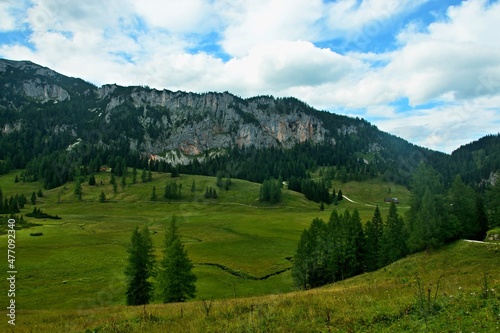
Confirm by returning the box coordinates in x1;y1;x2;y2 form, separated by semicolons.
132;0;218;34
376;96;500;153
220;0;324;57
220;40;357;96
1;0;499;153
0;0;28;31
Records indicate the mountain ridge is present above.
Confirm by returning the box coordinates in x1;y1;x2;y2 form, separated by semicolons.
1;58;498;187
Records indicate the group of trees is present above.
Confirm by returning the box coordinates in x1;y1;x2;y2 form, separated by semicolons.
293;162;495;290
292;209;367;289
0;188;28;214
164;182;182;200
259;178;282;204
288;176;343;204
125;218;196;306
204;187;218;199
406;164;490;253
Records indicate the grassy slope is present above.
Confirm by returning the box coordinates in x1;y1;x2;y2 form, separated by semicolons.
0;170;411;311
2;241;498;332
5;169;497;331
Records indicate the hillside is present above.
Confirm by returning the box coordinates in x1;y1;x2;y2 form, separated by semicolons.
0;58;455;188
2;240;498;332
0;169;411;310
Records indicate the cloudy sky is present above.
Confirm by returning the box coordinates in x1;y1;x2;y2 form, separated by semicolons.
1;0;499;153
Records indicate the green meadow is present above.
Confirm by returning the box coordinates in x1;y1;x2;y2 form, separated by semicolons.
0;170;499;332
0;170;410;312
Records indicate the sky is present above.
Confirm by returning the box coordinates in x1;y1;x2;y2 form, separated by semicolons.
1;0;499;153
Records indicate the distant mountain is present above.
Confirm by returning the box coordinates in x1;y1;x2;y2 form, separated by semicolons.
0;58;497;187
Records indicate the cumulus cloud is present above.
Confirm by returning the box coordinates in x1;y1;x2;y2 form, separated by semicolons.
220;0;324;57
324;0;429;34
376;96;500;153
132;0;219;34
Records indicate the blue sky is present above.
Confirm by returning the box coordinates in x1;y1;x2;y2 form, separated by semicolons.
1;0;500;153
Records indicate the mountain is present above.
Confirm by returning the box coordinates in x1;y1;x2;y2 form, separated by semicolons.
0;58;497;188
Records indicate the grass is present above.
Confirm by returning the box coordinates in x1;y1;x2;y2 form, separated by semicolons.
0;170;409;310
1;241;498;332
1;169;497;331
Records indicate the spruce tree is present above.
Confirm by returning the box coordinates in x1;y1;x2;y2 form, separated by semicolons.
158;217;196;303
132;167;137;184
88;174;96;186
474;196;489;241
151;186;157;201
125;226;155;305
381;202;407;266
365;205;383;272
99;190;106;203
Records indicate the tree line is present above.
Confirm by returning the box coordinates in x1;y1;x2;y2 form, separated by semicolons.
293;162;495;290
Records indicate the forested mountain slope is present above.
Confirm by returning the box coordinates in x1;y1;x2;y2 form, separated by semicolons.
0;59;498;188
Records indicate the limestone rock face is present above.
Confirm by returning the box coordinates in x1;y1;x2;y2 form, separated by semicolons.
94;87;330;156
0;58;366;160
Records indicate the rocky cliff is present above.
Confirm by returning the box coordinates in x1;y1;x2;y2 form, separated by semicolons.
0;58;401;164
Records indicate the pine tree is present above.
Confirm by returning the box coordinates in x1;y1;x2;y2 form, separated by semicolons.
88;174;96;186
158;217;196;303
141;168;147;183
125;226;155;306
191;179;196;193
37;189;43;197
31;191;37;205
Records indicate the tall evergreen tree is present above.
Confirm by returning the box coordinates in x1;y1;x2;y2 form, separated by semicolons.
125;226;155;305
364;205;383;272
406;163;445;253
99;190;106;203
132;167;137;184
151;186;157;201
292;218;328;289
158;217;196;303
380;202;407;266
473;196;489;241
447;175;475;240
486;180;500;228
